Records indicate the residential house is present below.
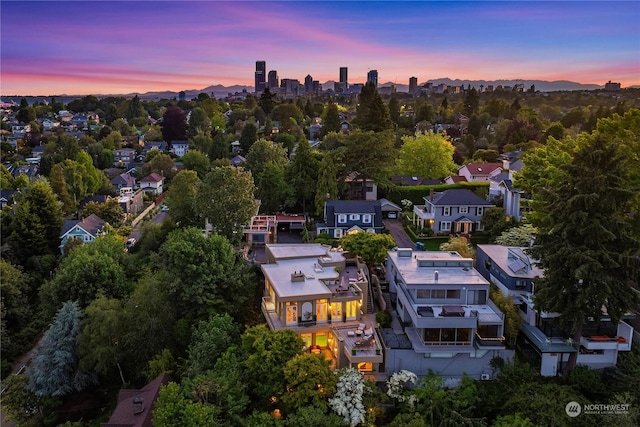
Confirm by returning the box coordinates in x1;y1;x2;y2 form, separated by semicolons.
57;110;74;122
230;155;246;167
488;172;526;221
476;245;634;376
244;214;306;247
9;164;39;179
170;140;189;157
41;118;60;131
71;114;88;129
59;214;107;253
458;163;502;182
340;120;353;133
261;244;382;373
0;189;16;209
386;249;513;380
139;173;164;196
317;200;384;239
31;145;45;159
100;374;171;427
111;173;136;193
142;141;168;158
344;172;378;200
11;123;30;138
119;189;145;219
412;189;494;234
113;148;137;168
443;175;468;184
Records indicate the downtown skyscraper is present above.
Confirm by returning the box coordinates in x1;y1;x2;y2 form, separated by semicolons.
255;60;266;93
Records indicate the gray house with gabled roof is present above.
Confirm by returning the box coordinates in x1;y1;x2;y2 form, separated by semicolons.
413;189;494;234
317;200;383;238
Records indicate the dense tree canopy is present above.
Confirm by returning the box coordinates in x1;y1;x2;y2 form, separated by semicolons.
529;133;639;374
395;132;457;179
196;166;256;244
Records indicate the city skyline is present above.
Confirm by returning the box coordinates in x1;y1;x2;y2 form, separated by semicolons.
1;1;639;96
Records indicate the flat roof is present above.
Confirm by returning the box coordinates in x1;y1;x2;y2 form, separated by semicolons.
388;250;488;286
262;258;337;299
266;243;343;262
477;245;543;279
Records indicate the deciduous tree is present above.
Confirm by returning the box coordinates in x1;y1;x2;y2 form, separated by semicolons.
164;169;201;228
196;166;256;244
162;106;188;142
340;232;396;267
395;132;456;180
282;353;337;413
158;228;254;320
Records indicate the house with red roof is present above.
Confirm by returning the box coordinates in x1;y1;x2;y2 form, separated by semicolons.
100;374;171;427
139;173;164;196
457;162;502;182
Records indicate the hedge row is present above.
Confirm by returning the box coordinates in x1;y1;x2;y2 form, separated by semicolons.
381;181;490;206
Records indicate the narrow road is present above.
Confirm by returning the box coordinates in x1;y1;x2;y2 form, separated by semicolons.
383;219;415;249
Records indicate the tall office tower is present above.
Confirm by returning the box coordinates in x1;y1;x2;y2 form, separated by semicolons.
409;76;418;95
304;74;314;93
339;67;348;87
268;70;279;90
255;60;266;93
367;69;378;87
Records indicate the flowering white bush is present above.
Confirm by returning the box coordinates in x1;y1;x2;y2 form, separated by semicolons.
386;369;418;406
401;199;413;211
329;368;368;427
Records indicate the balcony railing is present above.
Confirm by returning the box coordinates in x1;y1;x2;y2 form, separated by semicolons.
474;332;505;347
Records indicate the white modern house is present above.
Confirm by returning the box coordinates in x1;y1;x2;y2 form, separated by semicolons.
476;244;635;376
385;249;514;380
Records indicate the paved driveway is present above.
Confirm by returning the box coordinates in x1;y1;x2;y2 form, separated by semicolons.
383;219;415;249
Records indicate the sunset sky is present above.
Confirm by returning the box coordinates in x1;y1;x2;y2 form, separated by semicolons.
1;1;639;96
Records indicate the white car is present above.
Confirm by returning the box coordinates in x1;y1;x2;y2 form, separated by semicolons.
387;212;397;219
126;238;137;248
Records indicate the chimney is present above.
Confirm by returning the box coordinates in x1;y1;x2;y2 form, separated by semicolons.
132;396;145;415
291;270;305;282
434;270;439;281
429;189;434;201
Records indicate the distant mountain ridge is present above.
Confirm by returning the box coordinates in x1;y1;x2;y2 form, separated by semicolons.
1;78;621;104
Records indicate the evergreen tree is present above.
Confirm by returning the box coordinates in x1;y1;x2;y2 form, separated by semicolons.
239;122;258;153
353;81;377;128
258;87;276;115
286;139;318;213
49;163;75;214
314;153;339;216
321;102;341;137
9;179;63;265
529;135;640;375
29;301;94;397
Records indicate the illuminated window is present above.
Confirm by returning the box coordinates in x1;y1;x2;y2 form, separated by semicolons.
316;299;327;322
301;333;312;347
286;302;297;325
331;302;342;319
346;300;357;320
316;333;327;347
357;362;373;372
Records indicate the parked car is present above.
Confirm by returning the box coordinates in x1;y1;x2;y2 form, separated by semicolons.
126;238;137;248
387;212;397;219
